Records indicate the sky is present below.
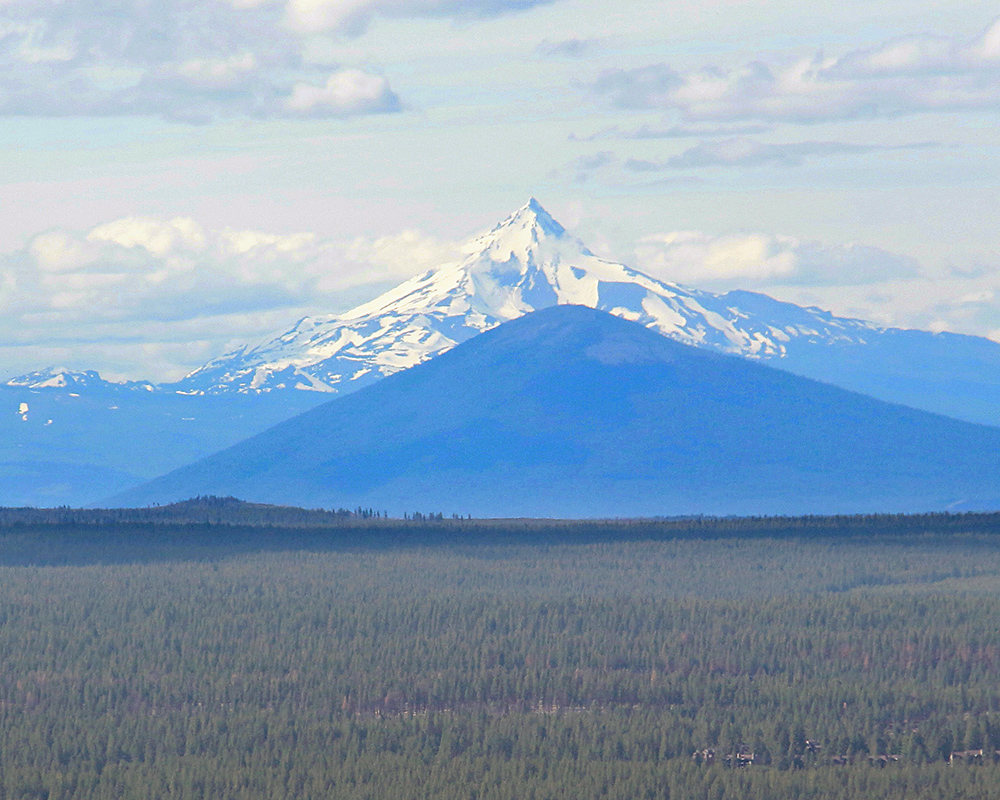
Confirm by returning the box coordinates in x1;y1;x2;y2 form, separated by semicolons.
3;0;1000;381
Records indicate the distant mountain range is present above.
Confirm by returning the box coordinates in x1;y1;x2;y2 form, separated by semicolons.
7;367;156;393
111;306;1000;517
8;199;1000;508
0;373;324;507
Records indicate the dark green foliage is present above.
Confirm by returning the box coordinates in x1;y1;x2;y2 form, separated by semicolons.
1;512;1000;798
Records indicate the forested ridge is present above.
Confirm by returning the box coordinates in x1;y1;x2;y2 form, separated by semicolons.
5;496;1000;543
1;508;1000;798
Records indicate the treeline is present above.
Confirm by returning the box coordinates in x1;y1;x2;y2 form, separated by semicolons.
0;496;382;529
5;496;1000;543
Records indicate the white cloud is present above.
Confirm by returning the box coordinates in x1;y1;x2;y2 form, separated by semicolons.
281;0;558;34
592;17;1000;122
28;231;102;274
633;230;921;288
285;68;400;115
570;123;771;141
631;227;1000;344
752;273;1000;345
0;0;404;121
88;217;208;256
661;138;938;169
0;216;461;379
285;0;379;33
173;52;259;91
566;139;938;185
0;0;559;120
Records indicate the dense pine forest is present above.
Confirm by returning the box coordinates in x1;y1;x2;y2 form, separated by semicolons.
2;503;1000;798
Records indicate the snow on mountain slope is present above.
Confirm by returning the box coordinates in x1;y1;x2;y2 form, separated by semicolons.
175;199;880;395
6;367;154;392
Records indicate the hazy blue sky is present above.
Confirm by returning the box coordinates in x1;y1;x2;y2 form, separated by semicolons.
3;0;1000;380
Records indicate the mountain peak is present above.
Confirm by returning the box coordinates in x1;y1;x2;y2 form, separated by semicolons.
6;366;155;392
496;198;566;238
7;366;96;389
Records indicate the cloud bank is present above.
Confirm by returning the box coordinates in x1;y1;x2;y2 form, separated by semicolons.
567;138;938;184
0;0;553;121
592;17;1000;122
6;213;1000;381
274;0;558;34
0;216;461;380
660;138;938;169
634;231;921;288
632;229;1000;345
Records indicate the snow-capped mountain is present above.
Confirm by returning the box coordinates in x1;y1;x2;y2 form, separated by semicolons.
175;199;881;396
6;367;154;392
1;368;326;507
